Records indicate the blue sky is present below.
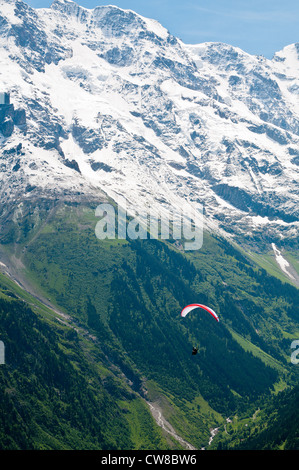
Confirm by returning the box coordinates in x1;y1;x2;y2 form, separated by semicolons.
25;0;299;58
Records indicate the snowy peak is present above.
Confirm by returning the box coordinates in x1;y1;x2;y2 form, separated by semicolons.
273;43;299;77
0;0;72;73
51;0;85;14
49;0;170;41
0;0;299;250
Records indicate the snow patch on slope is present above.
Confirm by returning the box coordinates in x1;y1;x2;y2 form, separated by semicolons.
272;243;296;281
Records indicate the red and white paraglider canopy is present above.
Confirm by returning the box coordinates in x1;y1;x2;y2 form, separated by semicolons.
180;304;219;322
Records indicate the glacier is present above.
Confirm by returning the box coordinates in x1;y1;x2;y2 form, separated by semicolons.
0;0;298;249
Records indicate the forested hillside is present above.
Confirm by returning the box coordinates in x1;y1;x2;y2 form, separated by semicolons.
212;384;299;450
0;280;169;450
0;201;297;449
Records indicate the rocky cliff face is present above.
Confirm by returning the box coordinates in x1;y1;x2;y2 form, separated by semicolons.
0;0;298;249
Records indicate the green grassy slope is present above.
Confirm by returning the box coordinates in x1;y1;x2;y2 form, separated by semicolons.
0;201;298;449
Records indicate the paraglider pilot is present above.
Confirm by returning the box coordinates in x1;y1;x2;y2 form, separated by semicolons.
192;347;198;356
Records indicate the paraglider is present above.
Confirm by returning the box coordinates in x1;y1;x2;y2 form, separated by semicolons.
180;303;219;356
181;303;219;322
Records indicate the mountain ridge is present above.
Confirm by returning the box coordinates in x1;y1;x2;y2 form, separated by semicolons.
0;0;298;255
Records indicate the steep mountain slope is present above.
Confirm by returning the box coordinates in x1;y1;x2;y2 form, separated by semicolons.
0;201;298;449
0;0;299;451
0;270;172;450
212;384;299;450
0;0;298;254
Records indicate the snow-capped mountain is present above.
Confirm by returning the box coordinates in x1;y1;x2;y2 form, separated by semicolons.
1;0;299;248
